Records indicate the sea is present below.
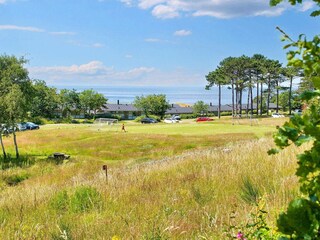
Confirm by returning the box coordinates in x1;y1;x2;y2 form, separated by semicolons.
55;85;251;105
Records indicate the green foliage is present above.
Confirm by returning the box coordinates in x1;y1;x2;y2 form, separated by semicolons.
50;190;69;211
270;0;320;17
79;89;107;118
192;101;209;116
30;80;60;119
0;155;35;170
133;94;170;119
3;172;30;186
277;198;320;237
270;4;320;237
50;186;103;213
240;178;260;205
225;199;279;239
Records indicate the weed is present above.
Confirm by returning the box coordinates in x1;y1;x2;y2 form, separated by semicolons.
0;155;35;170
70;186;103;213
240;178;260;205
50;186;103;213
4;172;30;186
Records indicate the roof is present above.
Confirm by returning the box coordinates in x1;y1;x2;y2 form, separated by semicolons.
102;104;139;112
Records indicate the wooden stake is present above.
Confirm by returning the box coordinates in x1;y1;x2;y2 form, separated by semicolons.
102;164;108;182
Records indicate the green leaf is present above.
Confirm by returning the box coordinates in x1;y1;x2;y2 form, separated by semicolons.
295;135;314;146
267;148;280;155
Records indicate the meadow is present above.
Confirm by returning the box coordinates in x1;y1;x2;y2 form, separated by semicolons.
0;117;300;239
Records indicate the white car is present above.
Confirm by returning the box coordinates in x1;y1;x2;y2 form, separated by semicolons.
271;113;284;118
164;118;179;123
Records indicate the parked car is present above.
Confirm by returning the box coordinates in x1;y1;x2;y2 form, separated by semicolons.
172;115;181;121
17;123;27;131
196;117;214;122
293;109;302;115
140;118;158;124
271;113;284;118
24;122;40;130
164;118;178;123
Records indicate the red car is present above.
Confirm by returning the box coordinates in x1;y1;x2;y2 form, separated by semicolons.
196;117;214;122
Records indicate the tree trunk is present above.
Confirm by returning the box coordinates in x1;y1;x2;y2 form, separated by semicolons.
218;83;221;119
276;80;279;113
13;130;19;159
246;87;250;116
0;133;7;159
289;76;293;115
231;78;235;118
260;80;263;116
267;75;271;116
235;82;239;116
256;78;259;116
239;88;243;117
250;82;253;116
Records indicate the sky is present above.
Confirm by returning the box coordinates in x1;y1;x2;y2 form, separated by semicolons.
0;0;319;88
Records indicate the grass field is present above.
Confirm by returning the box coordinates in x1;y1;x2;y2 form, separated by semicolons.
0;117;301;239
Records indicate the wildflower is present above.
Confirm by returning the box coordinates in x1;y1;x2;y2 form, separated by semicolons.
237;231;247;240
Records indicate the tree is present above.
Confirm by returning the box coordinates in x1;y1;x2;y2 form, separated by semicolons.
3;85;27;158
133;94;170;119
0;55;31;159
30;80;60;119
282;66;300;114
206;66;227;118
79;89;107;118
59;89;81;118
193;101;209;116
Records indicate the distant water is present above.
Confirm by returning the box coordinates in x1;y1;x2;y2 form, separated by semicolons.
54;85;251;105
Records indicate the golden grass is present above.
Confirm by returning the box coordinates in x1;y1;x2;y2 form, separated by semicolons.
0;134;303;239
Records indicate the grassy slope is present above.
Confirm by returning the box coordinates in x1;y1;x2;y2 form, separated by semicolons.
0;117;299;239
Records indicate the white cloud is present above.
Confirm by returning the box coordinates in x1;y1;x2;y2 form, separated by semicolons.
28;61;201;86
28;61;156;85
174;29;191;36
151;4;179;18
125;54;133;58
299;1;315;12
122;0;314;19
0;0;7;4
0;25;44;32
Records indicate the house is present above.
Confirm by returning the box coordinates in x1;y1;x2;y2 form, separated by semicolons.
99;101;141;120
98;101;281;120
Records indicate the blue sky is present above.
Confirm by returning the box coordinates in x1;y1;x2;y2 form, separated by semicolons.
0;0;319;87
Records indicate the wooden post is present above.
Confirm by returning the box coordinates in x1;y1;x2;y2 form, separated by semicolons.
102;165;108;182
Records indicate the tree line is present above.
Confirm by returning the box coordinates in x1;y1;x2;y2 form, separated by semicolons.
205;54;312;118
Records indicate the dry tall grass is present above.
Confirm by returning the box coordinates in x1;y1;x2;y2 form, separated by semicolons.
0;136;302;239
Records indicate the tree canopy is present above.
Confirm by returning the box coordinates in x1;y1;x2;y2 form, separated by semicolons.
133;94;170;119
